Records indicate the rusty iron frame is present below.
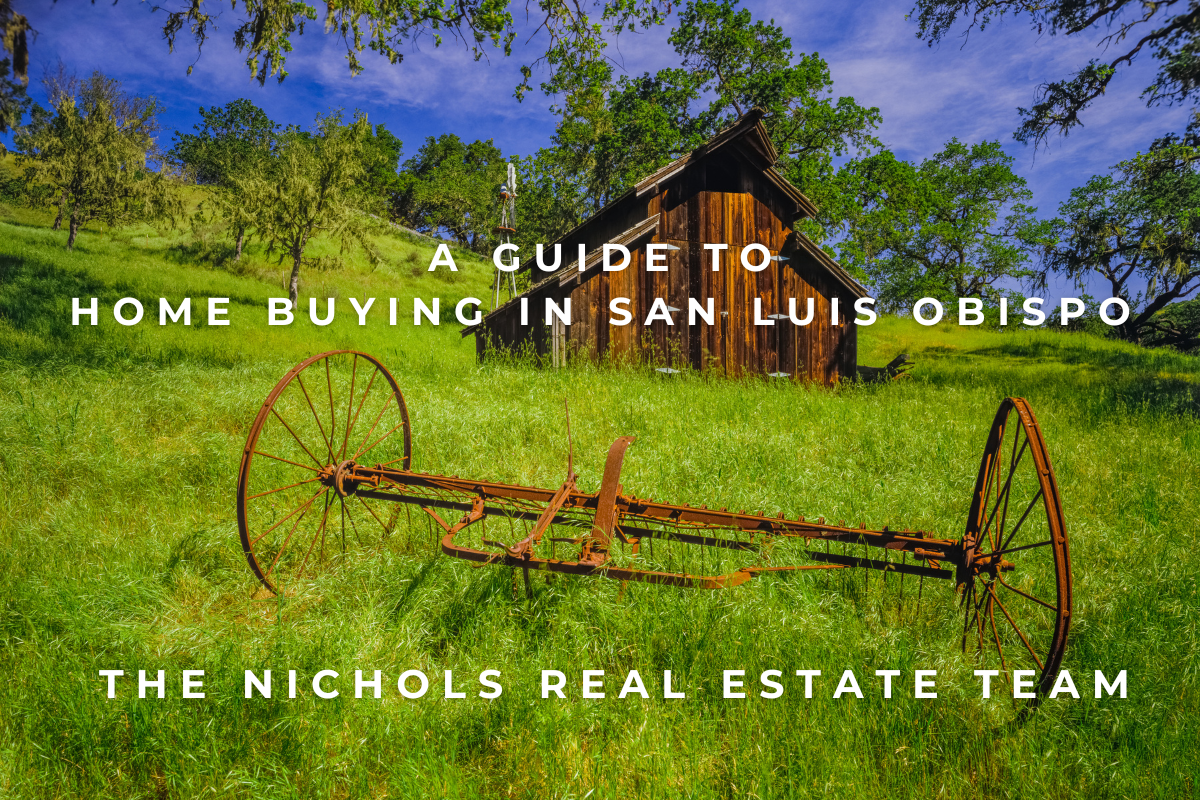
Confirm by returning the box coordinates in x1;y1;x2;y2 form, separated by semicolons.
236;350;1074;699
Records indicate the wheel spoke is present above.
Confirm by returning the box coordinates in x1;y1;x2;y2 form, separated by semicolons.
295;373;335;462
355;418;407;463
993;539;1052;558
263;489;322;578
974;583;987;654
981;437;1027;550
345;501;365;547
961;585;975;653
270;408;325;468
251;486;328;547
339;355;358;460
988;593;1008;675
325;358;337;460
352;390;396;462
296;491;332;581
340;498;347;555
253;450;320;472
989;585;1044;671
378;455;409;468
341;367;380;460
998;487;1044;555
246;475;323;501
357;494;393;536
997;575;1057;611
995;424;1023;550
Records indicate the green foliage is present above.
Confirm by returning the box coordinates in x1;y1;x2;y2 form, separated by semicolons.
393;134;505;251
13;72;178;250
519;0;879;245
0;55;28;139
151;0;670;100
511;151;591;253
832;139;1044;310
669;0;881;202
168;98;278;186
909;0;1200;145
1143;298;1200;352
168;99;279;262
361;122;405;215
239;110;384;303
1046;143;1200;342
0;0;29;134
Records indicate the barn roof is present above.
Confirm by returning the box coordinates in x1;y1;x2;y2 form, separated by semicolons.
469;109;868;332
793;234;869;299
536;109;816;259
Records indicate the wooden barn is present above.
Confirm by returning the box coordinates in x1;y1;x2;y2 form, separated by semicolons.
469;109;869;385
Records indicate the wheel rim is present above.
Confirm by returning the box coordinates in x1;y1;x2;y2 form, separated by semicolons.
236;350;412;595
961;397;1072;696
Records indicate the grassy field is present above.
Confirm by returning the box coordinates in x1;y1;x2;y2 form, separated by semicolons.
0;200;1198;799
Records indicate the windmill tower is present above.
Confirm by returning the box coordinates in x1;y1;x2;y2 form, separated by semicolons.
493;161;519;309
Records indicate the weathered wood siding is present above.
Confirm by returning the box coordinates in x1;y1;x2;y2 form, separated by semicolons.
479;149;858;386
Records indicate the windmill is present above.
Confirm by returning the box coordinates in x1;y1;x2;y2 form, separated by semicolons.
493;161;519;309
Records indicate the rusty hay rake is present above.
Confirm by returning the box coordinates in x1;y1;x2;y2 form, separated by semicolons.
236;350;1073;696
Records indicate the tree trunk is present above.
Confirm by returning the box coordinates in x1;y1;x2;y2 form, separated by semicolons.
288;245;302;306
235;227;245;262
67;215;80;251
52;191;65;230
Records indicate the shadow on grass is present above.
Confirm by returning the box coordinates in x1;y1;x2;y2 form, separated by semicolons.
0;252;247;370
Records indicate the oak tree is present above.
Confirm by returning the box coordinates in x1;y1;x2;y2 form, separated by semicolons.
15;73;177;250
169;99;278;261
833;139;1044;310
239;111;382;305
393;134;506;251
1045;142;1200;343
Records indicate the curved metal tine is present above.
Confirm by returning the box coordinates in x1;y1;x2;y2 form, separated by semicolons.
295;372;335;463
989;585;1044;671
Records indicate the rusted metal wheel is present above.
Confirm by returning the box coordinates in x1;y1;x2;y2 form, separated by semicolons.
960;397;1072;697
237;351;412;595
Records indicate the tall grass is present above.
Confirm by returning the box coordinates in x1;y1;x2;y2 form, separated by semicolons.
0;204;1197;798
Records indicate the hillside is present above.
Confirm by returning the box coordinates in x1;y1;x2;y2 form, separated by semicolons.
0;201;1198;799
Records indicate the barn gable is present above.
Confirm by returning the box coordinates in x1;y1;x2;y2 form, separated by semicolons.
471;109;868;385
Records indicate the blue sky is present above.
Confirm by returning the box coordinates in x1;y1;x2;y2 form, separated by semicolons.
8;0;1193;301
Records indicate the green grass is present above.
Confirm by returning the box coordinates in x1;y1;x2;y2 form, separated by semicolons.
0;200;1198;799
